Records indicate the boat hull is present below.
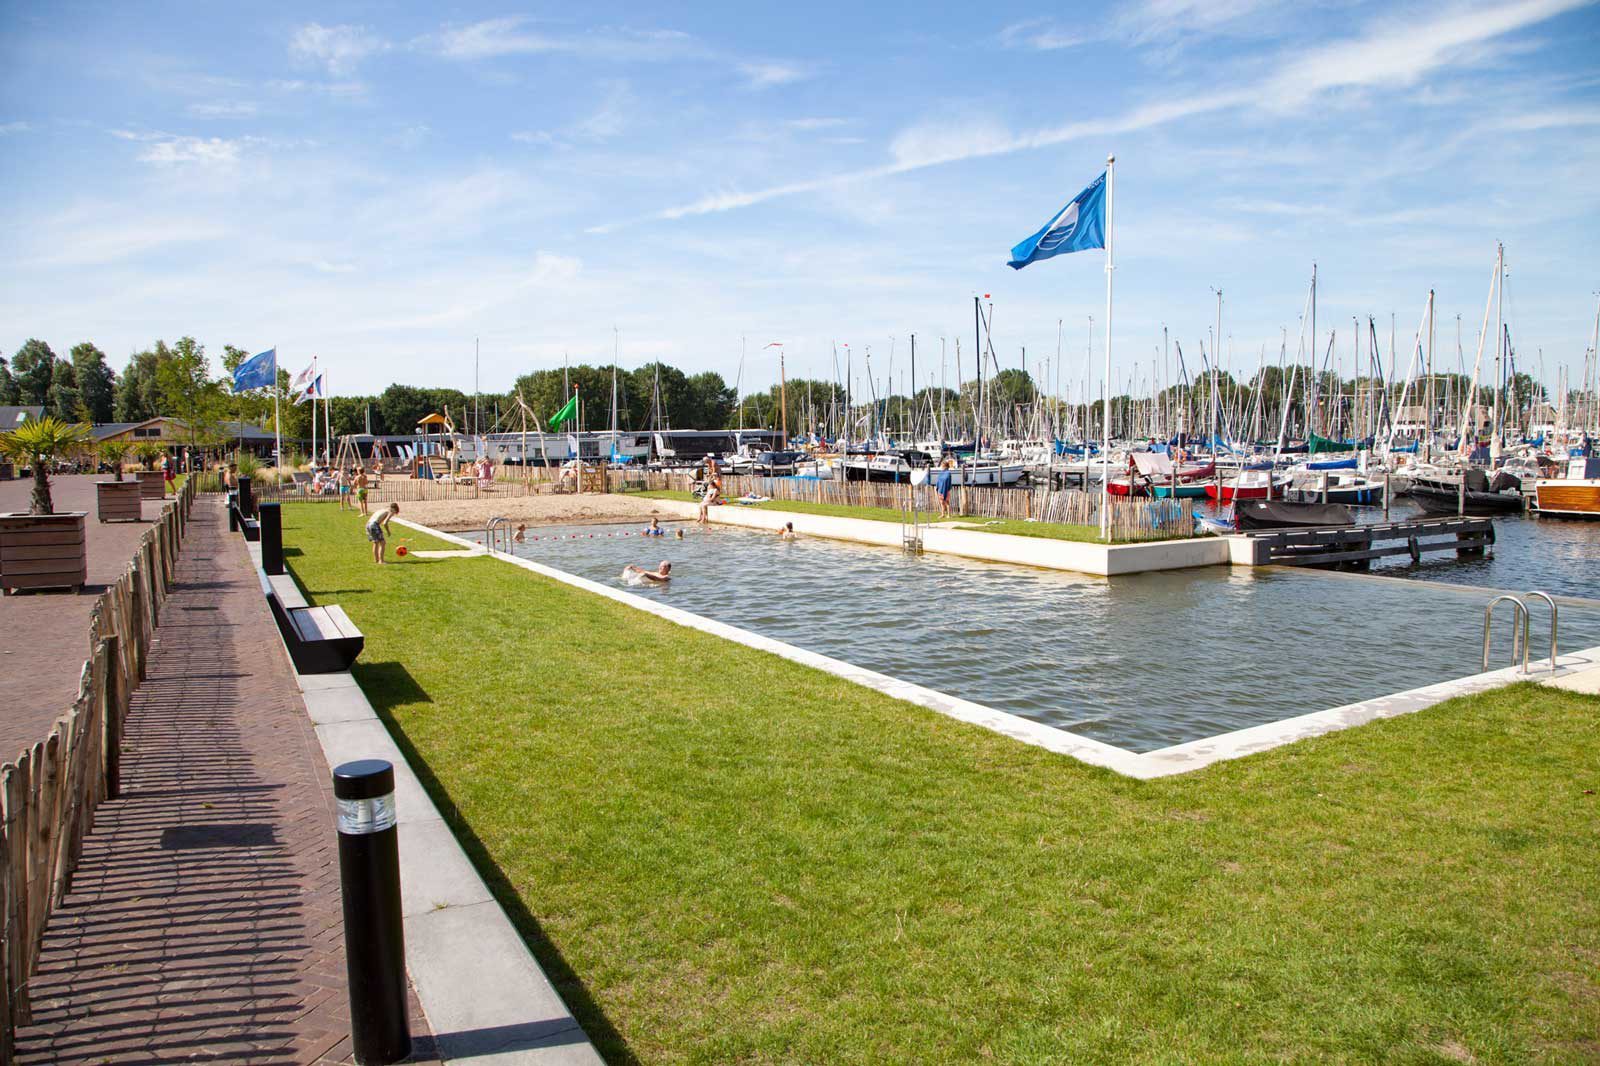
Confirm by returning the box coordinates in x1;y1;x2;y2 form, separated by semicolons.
1534;480;1600;517
1410;486;1523;517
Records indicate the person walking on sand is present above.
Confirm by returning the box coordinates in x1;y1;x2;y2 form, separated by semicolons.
367;503;400;564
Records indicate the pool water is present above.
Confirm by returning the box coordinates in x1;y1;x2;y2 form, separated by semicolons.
479;520;1600;752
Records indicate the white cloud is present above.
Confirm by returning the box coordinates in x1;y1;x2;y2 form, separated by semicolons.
998;18;1086;51
739;61;810;89
616;0;1587;229
268;79;368;98
290;23;388;76
392;125;431;149
187;101;258;119
1113;0;1287;42
530;252;581;285
785;117;850;131
426;19;698;62
0;121;30;134
112;130;253;167
1487;105;1600;130
511;129;559;146
573;82;633;141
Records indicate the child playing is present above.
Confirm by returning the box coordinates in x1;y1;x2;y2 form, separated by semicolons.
366;503;400;564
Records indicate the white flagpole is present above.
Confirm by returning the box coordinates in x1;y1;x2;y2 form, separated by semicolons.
1100;155;1115;541
324;370;332;465
310;371;317;467
273;346;281;470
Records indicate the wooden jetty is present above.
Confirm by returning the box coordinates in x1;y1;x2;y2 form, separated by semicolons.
1243;516;1495;570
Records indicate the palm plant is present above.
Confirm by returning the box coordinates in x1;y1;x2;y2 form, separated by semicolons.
98;440;131;481
0;417;92;515
133;441;165;471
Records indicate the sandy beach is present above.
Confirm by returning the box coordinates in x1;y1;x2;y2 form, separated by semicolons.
396;492;678;532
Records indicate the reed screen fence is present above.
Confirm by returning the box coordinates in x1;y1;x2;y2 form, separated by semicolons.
616;471;1194;542
0;477;198;1055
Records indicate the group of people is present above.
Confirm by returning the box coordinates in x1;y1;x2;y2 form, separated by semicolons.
309;464;378;515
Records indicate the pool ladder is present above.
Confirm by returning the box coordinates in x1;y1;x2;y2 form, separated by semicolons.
1482;591;1558;674
900;492;923;555
484;515;513;555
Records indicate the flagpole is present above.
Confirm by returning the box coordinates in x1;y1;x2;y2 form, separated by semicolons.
1100;155;1115;541
273;346;281;471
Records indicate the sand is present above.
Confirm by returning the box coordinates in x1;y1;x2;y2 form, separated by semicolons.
395;493;679;532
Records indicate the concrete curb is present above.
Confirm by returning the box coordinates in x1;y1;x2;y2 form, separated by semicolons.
249;541;604;1065
395;519;1600;780
641;497;1240;575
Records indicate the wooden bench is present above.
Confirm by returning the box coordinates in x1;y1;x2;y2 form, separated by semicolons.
231;500;261;541
257;568;364;674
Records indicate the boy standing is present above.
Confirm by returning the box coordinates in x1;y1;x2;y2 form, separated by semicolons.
366;503;400;564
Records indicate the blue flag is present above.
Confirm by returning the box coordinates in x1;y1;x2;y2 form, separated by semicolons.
1007;172;1107;269
233;348;276;392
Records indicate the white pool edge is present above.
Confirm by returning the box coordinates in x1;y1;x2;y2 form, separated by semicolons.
397;518;1600;780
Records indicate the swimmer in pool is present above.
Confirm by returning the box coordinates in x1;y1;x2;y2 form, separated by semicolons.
622;560;672;584
776;521;796;539
674;528;685;539
513;523;526;543
645;518;664;536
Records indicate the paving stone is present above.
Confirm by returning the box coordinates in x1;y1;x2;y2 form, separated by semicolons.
12;497;440;1064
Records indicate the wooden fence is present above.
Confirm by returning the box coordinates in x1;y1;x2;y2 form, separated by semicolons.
614;471;1195;542
0;477;198;1055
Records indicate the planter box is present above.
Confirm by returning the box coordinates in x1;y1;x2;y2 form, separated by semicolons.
0;512;88;595
137;470;167;499
97;480;143;523
0;462;13;481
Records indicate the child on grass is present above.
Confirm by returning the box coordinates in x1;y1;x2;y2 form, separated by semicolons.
366;502;400;564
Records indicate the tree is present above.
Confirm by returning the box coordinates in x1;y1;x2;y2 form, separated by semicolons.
48;359;80;421
11;339;56;406
156;336;228;448
0;358;17;405
115;345;170;422
0;416;91;514
684;371;735;429
70;343;117;423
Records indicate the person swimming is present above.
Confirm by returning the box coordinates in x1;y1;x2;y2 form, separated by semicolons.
776;521;796;539
674;528;685;539
513;523;527;543
645;518;664;536
622;560;672;585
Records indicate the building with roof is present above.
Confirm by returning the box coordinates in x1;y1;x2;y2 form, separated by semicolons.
0;405;45;431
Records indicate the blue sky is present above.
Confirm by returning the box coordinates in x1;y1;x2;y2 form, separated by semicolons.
2;1;1597;402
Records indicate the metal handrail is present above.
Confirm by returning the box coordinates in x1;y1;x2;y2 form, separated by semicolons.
484;515;511;554
1482;594;1529;673
1524;591;1559;674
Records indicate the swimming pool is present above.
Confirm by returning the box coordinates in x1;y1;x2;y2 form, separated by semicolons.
475;521;1600;752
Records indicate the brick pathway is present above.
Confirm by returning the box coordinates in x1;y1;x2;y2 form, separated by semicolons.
13;497;438;1064
1;474;179;758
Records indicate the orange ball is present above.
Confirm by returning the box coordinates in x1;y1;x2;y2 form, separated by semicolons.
396;546;408;556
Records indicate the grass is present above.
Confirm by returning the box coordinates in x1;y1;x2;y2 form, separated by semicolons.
282;501;1600;1065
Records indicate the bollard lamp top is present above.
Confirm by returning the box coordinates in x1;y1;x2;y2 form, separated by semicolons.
334;758;395;801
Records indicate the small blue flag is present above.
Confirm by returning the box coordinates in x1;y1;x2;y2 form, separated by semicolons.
1007;172;1107;269
233;348;276;392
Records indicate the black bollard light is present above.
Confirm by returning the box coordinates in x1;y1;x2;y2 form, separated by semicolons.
227;489;240;531
237;475;254;518
259;502;284;575
333;759;411;1065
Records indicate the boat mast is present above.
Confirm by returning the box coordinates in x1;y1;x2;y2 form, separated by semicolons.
1493;241;1505;454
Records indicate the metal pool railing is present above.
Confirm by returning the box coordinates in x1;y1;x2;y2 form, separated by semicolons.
1482;591;1558;674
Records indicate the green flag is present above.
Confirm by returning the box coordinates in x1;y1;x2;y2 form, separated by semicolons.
550;393;578;428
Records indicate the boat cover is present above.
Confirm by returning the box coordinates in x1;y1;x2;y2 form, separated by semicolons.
1236;500;1355;530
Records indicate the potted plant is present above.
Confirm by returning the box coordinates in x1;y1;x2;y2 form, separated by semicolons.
134;441;167;499
0;417;92;594
95;440;141;522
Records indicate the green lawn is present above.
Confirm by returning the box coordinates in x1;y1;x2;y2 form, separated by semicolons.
282;502;1600;1065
